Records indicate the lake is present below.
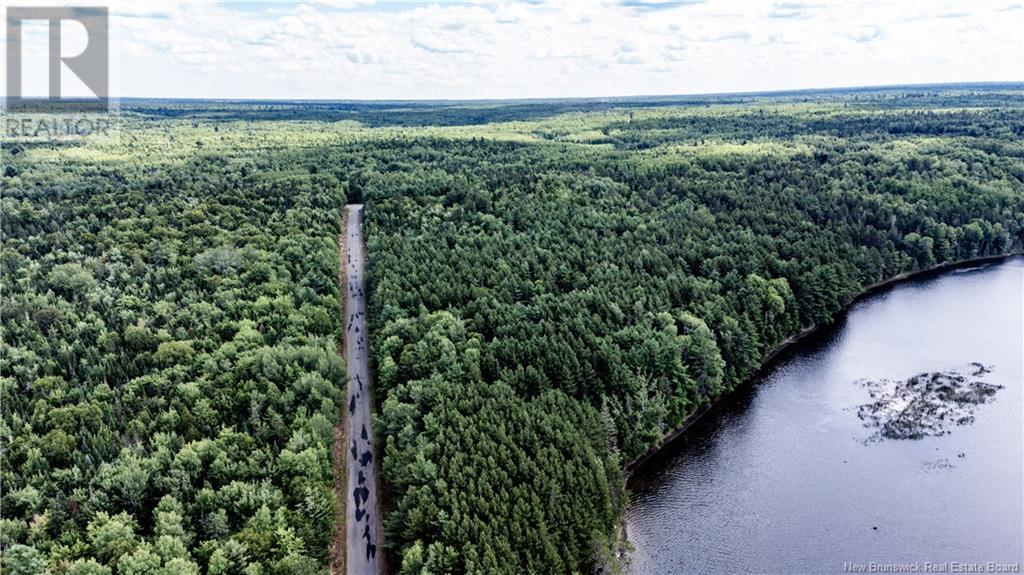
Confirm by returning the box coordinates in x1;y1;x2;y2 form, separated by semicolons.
626;257;1024;575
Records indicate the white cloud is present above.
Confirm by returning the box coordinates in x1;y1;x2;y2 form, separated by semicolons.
20;0;1017;99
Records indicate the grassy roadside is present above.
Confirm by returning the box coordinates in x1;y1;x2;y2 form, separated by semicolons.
330;211;350;575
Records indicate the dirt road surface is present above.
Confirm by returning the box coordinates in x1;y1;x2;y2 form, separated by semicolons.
342;205;381;575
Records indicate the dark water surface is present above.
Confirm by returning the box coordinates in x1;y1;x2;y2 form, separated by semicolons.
626;258;1023;575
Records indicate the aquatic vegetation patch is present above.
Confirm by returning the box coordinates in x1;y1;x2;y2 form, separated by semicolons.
856;363;1002;442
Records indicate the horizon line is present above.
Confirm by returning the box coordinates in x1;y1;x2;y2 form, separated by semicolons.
5;81;1022;106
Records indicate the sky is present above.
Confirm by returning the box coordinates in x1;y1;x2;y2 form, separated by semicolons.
5;0;1024;100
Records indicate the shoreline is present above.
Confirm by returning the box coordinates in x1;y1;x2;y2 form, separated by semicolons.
624;251;1020;475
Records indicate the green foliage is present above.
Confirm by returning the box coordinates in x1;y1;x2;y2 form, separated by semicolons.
2;84;1022;574
2;544;50;575
1;127;346;573
87;512;139;564
377;312;619;573
66;559;113;575
356;89;1023;572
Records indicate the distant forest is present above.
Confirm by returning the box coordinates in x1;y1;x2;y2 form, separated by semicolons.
2;84;1023;574
120;82;1024;126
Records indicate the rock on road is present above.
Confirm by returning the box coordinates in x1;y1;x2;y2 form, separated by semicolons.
343;205;381;574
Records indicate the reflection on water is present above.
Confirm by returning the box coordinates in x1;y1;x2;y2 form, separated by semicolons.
626;258;1024;575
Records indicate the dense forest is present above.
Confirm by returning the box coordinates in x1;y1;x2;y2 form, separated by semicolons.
1;130;349;574
2;85;1023;574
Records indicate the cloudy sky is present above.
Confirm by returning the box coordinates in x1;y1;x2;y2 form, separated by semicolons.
7;0;1024;100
